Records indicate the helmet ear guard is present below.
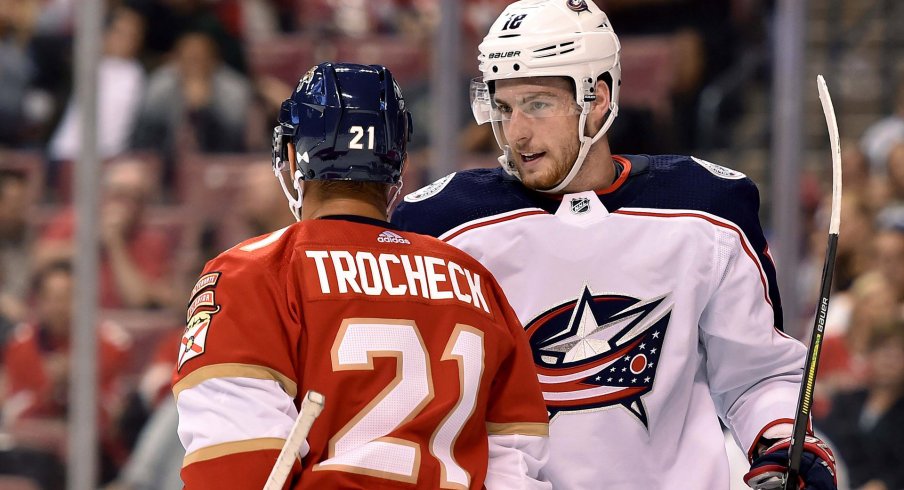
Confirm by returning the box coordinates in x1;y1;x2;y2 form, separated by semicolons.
272;100;298;175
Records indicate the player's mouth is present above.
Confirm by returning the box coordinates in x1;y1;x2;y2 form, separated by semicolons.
520;152;545;163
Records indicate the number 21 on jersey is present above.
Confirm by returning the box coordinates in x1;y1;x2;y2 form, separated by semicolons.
314;318;485;489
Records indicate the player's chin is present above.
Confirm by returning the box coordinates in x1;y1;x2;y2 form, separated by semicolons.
519;172;560;191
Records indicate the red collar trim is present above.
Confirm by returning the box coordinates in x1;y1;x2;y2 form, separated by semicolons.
548;155;631;200
596;155;631;195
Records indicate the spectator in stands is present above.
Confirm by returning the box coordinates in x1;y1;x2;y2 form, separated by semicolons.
34;158;176;309
0;169;30;322
818;322;904;490
816;272;897;419
874;205;904;308
0;0;37;146
2;261;133;420
48;7;146;163
0;260;133;485
861;82;904;177
602;0;744;152
104;398;183;490
198;163;294;262
236;163;294;237
805;194;875;306
838;196;875;288
836;144;891;218
840;144;869;201
104;328;185;490
211;0;292;41
879;142;904;208
805;193;878;419
0;446;65;490
246;75;293;151
125;0;246;73
130;30;251;176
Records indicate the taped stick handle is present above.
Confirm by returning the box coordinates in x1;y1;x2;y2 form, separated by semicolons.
263;390;325;490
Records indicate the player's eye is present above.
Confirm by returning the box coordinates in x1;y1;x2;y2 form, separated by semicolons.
496;103;512;114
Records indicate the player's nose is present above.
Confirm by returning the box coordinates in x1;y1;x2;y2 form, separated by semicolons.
504;109;532;145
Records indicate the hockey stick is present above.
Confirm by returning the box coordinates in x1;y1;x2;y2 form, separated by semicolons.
782;75;842;490
263;390;325;490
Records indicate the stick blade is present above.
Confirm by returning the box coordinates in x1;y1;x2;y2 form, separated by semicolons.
816;74;842;235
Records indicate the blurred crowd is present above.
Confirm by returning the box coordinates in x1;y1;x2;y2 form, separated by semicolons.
804;84;904;490
0;0;901;489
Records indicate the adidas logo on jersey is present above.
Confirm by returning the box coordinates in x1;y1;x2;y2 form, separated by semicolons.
378;230;410;245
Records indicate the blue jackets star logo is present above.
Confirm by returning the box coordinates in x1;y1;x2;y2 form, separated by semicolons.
525;286;672;427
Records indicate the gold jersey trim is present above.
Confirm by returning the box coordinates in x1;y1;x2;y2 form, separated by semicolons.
182;437;287;468
173;363;298;400
486;421;549;437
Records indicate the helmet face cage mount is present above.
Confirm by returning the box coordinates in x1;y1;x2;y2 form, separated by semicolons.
474;0;621;193
272;62;413;220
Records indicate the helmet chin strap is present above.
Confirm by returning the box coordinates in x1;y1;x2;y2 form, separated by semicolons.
274;143;305;221
290;170;304;221
387;180;404;214
275;168;304;221
539;107;593;194
540;101;616;194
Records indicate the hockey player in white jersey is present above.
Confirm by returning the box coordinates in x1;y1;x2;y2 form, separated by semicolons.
392;1;838;489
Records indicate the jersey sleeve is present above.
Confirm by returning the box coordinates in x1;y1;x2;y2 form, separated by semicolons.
482;274;550;489
172;253;302;489
698;183;806;457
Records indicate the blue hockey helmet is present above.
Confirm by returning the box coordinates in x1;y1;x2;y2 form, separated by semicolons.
272;62;413;219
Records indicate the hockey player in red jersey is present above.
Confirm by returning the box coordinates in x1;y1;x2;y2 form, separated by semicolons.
392;1;837;489
172;62;550;489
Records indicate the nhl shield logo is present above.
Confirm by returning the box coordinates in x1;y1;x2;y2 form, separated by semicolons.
570;197;591;215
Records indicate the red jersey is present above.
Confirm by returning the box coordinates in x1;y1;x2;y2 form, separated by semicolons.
38;208;172;308
2;320;132;423
172;216;549;489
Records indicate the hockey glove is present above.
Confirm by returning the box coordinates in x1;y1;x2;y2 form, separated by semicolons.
744;435;836;490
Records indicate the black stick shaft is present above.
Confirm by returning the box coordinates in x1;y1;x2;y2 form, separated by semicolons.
783;233;837;490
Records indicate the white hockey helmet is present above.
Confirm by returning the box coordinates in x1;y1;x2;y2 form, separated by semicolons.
471;0;621;193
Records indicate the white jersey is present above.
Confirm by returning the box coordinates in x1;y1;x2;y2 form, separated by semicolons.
392;155;807;489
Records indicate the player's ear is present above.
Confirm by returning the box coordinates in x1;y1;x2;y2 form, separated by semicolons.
586;79;611;136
